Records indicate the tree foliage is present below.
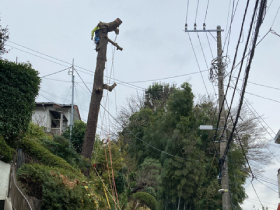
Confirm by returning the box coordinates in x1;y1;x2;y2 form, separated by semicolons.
119;82;249;209
0;17;9;58
63;120;86;154
0;60;40;140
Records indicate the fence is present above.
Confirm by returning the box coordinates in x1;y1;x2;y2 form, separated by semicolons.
8;150;42;210
9;165;34;210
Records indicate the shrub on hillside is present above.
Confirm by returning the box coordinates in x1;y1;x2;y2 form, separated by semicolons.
42;135;88;170
0;60;40;140
19;137;77;174
17;164;97;210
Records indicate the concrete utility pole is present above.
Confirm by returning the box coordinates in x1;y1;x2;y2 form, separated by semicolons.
70;59;74;140
185;25;230;209
216;25;230;210
81;18;123;176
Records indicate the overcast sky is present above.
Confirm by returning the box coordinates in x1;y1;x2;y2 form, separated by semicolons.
1;0;280;208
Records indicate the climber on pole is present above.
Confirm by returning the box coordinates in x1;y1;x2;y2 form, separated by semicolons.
91;25;100;51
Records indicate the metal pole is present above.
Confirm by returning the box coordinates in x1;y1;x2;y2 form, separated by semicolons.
60;112;63;135
217;25;230;210
70;59;74;140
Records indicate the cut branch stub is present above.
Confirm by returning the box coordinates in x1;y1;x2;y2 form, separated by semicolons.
103;83;117;92
108;38;123;51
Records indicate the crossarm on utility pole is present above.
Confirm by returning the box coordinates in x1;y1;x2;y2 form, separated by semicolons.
108;38;123;51
103;83;117;92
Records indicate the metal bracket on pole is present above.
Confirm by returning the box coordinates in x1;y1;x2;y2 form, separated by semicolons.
185;29;224;32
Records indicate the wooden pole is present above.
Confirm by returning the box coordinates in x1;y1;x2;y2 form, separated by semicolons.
81;18;122;176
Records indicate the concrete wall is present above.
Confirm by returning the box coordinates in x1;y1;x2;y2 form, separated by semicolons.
0;161;11;200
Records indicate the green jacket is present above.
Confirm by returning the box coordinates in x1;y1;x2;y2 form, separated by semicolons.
91;26;100;39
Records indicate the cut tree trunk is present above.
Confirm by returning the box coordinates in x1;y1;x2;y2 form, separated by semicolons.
81;18;122;176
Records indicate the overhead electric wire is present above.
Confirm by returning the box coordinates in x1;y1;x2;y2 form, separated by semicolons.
7;40;145;92
195;0;200;24
38;92;164;160
221;0;268;165
251;180;264;208
271;5;280;28
63;86;72;104
40;67;71;78
197;34;217;95
205;33;214;59
223;0;241;52
225;0;233;38
5;44;69;68
255;179;279;193
77;72;199;162
230;86;280;104
187;33;210;97
237;88;277;139
213;0;253;147
204;0;210;23
123;70;208;83
185;0;190;24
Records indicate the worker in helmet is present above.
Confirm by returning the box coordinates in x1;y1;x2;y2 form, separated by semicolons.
91;26;100;51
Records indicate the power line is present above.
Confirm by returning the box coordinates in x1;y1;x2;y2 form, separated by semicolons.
204;0;210;23
185;0;190;24
271;5;280;28
215;0;262;155
77;71;199;162
187;33;210;97
197;34;217;95
40;67;71;78
125;70;208;83
255;179;279;193
222;0;268;165
7;40;146;92
251;180;264;208
215;0;252;144
5;44;70;68
195;0;200;24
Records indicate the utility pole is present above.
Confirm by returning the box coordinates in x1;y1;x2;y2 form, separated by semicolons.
216;25;230;210
185;24;230;209
81;18;123;176
70;59;74;140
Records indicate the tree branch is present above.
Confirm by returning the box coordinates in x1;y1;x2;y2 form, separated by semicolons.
107;38;123;51
103;83;117;92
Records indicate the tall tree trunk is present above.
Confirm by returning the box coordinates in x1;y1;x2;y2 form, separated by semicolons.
81;18;122;176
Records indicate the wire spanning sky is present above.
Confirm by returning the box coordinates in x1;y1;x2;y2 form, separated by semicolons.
1;0;280;208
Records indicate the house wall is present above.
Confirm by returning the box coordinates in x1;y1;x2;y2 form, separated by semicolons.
32;107;50;131
0;161;11;200
32;105;80;134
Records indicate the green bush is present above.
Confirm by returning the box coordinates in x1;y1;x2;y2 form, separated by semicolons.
0;60;40;139
0;135;15;162
17;164;93;210
25;123;49;140
20;137;78;174
63;120;86;154
42;136;87;170
130;181;137;188
132;192;157;210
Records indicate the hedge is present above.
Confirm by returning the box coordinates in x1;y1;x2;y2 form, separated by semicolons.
0;135;15;162
0;60;40;139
